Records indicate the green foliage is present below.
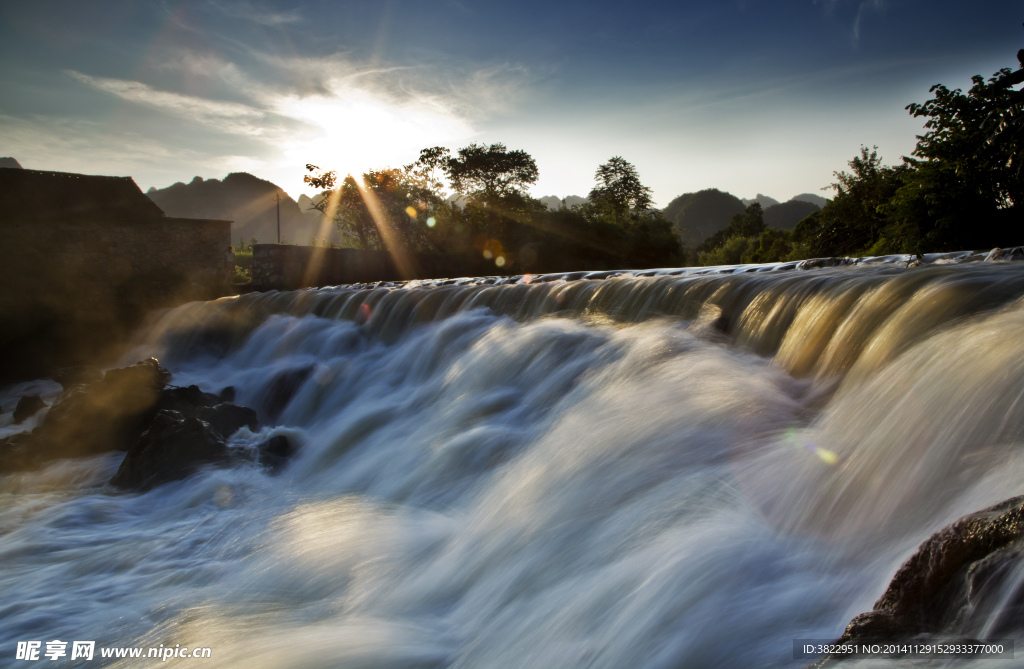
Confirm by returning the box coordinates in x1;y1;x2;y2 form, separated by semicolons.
696;202;814;265
882;68;1024;252
304;165;438;251
435;143;539;199
232;264;251;285
803;147;910;257
233;237;258;253
304;145;682;273
586;156;654;225
233;250;252;270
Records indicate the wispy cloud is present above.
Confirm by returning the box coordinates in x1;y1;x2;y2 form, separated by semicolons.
814;0;887;47
852;0;886;47
208;0;302;27
65;70;273;136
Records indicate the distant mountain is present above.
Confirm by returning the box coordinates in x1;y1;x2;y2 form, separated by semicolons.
0;157;23;169
146;173;334;245
663;189;746;245
763;200;820;230
790;193;828;208
538;195;588;210
740;193;780;209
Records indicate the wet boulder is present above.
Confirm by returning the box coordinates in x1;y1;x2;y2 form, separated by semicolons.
109;410;231;492
153;385;220;416
256;434;294;474
12;395;46;424
835;496;1024;647
51;365;103;389
34;358;172;458
196;403;259;439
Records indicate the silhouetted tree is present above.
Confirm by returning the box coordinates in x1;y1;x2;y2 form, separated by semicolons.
587;156;653;224
303;165;436;250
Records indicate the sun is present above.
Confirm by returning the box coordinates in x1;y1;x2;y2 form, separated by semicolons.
276;84;473;193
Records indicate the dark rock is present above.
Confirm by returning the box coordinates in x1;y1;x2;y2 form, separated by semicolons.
12;395;46;424
834;496;1024;650
153;385;220;416
103;357;172;391
257;434;294;474
52;365;103;389
109;410;231;491
34;358;173;458
53;366;101;388
219;386;236;403
196;403;258;439
259;365;314;421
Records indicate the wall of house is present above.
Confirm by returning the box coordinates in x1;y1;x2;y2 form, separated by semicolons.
1;215;231;381
252;244;499;290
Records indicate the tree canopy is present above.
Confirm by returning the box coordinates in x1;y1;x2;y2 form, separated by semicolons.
587;156;653;215
430;143;540;199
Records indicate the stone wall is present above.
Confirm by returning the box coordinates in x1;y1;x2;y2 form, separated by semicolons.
252;244;498;290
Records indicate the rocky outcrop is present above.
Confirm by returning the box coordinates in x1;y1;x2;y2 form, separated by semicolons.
52;365;103;389
257;435;294;474
196;403;258;440
12;395;46;424
109;410;231;491
828;496;1024;658
2;358;297;488
30;358;171;460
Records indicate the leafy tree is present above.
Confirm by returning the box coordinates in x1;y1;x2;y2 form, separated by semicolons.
696;202;765;261
442;143;538;199
883;67;1024;251
587;156;653;224
798;147;909;257
303;165;437;251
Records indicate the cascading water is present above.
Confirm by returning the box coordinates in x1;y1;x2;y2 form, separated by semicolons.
3;261;1024;667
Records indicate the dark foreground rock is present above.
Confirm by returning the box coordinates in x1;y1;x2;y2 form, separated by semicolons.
818;496;1024;664
12;395;47;424
197;403;258;440
0;358;260;473
2;357;294;489
52;365;103;389
37;357;171;458
257;435;294;474
110;410;231;491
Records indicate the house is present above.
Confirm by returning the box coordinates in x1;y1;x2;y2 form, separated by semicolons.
0;165;232;381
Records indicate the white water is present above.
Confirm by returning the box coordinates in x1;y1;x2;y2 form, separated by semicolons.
4;264;1024;668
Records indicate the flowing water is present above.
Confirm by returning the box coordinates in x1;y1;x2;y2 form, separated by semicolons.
4;262;1024;668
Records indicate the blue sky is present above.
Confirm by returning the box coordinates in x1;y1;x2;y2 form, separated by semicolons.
0;1;1020;206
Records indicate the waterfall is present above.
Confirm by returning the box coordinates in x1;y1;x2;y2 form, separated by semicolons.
3;262;1024;668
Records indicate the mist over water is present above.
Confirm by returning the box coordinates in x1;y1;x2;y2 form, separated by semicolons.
4;263;1024;667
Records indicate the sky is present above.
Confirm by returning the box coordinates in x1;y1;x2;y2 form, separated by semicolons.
0;1;1021;208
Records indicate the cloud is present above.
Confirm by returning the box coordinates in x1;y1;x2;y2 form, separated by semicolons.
852;0;886;47
812;0;887;47
55;42;538;195
65;70;274;136
208;0;302;27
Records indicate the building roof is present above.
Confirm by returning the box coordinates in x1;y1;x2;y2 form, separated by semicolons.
0;167;167;222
